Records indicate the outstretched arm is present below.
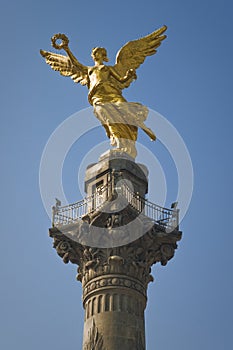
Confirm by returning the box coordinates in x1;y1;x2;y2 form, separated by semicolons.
50;33;83;69
40;34;89;86
63;45;81;69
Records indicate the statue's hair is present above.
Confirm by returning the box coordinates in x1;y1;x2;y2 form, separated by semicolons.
92;47;109;62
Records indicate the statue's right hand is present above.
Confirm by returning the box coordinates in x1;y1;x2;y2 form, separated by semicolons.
51;33;69;50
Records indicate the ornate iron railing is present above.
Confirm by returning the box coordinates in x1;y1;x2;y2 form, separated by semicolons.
52;184;110;227
119;183;179;230
52;182;179;231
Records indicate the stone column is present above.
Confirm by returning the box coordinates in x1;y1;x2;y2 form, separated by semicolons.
49;152;182;349
82;254;147;349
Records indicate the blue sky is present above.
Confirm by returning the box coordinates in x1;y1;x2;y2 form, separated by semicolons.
1;0;233;349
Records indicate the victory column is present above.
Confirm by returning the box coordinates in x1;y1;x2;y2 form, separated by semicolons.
41;26;182;349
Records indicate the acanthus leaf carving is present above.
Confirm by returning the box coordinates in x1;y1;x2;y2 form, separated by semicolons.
50;218;181;286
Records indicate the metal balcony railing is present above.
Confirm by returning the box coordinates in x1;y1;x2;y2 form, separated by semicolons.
52;182;179;231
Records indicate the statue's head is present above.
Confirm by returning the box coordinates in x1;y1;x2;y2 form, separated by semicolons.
91;47;109;62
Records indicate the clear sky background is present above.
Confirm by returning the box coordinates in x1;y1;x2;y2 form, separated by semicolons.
1;0;233;349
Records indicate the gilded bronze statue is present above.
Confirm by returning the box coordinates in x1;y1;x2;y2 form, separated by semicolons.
40;26;167;158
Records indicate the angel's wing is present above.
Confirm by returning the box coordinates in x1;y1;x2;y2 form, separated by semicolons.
40;50;89;86
113;25;167;89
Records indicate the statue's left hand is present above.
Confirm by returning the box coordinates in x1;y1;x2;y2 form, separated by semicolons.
126;69;137;80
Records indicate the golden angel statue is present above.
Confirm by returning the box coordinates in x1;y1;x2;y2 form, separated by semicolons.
40;26;167;158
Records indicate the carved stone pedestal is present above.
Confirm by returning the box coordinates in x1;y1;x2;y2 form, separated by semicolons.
49;152;182;349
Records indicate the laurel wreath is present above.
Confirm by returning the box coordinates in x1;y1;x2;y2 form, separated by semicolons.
51;33;69;50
